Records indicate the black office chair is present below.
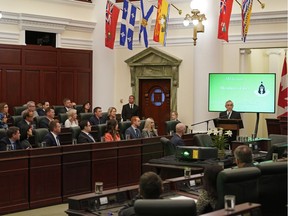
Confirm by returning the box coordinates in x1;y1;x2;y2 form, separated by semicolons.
34;116;46;128
257;162;287;216
192;134;213;147
58;113;68;125
102;112;108;121
13;106;26;116
74;104;83;113
165;120;180;135
11;115;23;126
140;119;146;131
70;126;81;141
33;128;49;147
95;123;107;142
216;167;261;209
53;105;65;116
134;199;197;216
118;121;132;140
160;137;176;156
0;128;7;139
79;112;93;121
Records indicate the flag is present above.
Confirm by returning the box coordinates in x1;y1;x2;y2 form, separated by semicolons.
139;0;154;48
120;0;137;50
277;55;288;117
105;0;120;49
242;0;253;42
153;0;170;46
217;0;234;42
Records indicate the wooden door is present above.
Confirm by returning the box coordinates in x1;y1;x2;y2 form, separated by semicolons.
139;79;171;135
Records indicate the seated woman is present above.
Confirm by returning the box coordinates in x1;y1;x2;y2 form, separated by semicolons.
196;165;223;215
0;102;10;129
106;107;117;122
170;111;180;121
64;109;79;128
141;118;158;138
104;119;120;142
78;101;91;114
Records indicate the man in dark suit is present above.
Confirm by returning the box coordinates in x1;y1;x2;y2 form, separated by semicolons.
0;126;23;151
89;107;106;125
121;95;140;121
119;172;163;216
234;145;254;168
78;120;96;143
125;116;141;139
39;107;55;128
219;100;241;119
43;120;61;146
37;101;50;116
17;110;34;142
58;98;73;114
219;100;242;142
170;123;186;147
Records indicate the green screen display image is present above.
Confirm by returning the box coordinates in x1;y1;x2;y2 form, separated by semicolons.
209;73;276;113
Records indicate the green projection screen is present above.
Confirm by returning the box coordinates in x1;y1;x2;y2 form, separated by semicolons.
209;73;276;113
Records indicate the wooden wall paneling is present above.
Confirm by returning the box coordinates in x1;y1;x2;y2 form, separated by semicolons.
22;69;40;103
117;140;142;187
62;144;92;200
75;70;91;104
0;150;29;215
91;142;118;190
23;46;58;67
29;147;62;208
58;70;75;104
0;45;22;66
60;49;92;70
40;70;58;105
2;68;22;110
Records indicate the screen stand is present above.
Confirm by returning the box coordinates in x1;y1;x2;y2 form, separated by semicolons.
254;112;260;138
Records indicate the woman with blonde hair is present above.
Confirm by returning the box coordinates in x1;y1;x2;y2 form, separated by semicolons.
104;119;120;142
141;118;158;138
64;108;79;128
106;107;117;121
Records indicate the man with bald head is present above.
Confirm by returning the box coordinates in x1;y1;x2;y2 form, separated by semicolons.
170;123;186;147
234;145;254;168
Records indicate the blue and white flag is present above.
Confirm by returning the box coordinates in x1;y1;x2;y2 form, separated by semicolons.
139;0;154;48
119;0;137;50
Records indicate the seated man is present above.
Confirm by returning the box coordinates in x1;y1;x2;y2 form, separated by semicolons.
125;116;141;139
17;110;34;142
43;120;61;146
21;101;39;118
37;101;50;116
0;126;23;151
39;107;55;128
89;107;105;125
170;123;186;147
58;98;73;114
234;145;254;168
78;120;96;143
119;172;163;216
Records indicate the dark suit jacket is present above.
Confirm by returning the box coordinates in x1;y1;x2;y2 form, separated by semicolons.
58;107;69;114
121;103;139;121
43;132;59;147
170;133;185;147
39;117;51;129
219;110;241;119
17;119;31;141
125;126;141;139
77;131;95;144
37;108;45;116
89;116;106;126
0;137;23;151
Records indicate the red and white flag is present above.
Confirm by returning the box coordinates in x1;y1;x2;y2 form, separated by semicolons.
105;0;120;49
277;54;288;117
217;0;234;42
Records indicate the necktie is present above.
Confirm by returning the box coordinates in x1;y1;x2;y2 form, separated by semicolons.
88;133;95;142
56;136;60;146
12;142;16;150
130;104;133;109
228;112;231;119
135;129;139;138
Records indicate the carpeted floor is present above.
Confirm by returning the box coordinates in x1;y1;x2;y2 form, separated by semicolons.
4;204;68;216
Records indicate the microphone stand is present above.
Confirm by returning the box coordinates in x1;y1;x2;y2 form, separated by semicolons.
191;118;216;131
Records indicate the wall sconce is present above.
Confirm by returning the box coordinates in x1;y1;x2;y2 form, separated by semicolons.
183;9;207;46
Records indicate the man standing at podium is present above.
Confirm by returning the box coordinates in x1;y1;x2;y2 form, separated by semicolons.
219;100;241;119
219;100;242;142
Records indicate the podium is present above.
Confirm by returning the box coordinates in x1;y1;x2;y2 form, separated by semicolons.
213;118;243;135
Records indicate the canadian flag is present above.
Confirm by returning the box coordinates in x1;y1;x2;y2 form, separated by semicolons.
277;55;288;118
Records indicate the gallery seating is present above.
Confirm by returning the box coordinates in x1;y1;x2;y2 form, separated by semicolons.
33;128;49;147
118;121;131;140
78;112;93;121
165;120;180;135
160;137;175;156
11;115;23;126
13;106;26;116
58;113;68;125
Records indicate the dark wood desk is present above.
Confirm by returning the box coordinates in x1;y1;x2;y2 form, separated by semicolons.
201;203;262;216
0;150;29;214
29;147;62;208
231;138;271;152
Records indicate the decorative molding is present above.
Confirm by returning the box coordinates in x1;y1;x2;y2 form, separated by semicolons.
0;32;20;44
61;37;93;50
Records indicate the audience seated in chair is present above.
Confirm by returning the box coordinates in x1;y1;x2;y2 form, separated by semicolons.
0;126;24;151
141;118;158;138
165;120;181;135
21;101;38;118
37;101;50;116
58;98;73;114
77;120;96;143
170;123;185;147
104;119;120;142
42;120;61;147
234;145;254;168
0;102;10;129
125;116;141;139
89;107;106;126
119;172;163;216
38;107;55;129
64;109;79;128
17;111;34;142
77;101;91;114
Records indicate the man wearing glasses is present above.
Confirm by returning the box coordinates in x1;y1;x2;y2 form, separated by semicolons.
219;100;241;119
